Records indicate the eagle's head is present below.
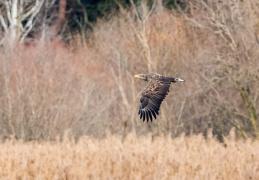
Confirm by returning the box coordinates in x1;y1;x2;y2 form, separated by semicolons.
134;74;148;81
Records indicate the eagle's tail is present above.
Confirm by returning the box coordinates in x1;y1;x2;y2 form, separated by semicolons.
170;78;185;83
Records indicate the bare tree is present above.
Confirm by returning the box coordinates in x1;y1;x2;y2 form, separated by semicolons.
40;0;56;42
0;0;44;47
185;0;259;139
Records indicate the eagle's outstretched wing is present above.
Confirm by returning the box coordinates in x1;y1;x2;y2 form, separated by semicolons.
138;80;170;122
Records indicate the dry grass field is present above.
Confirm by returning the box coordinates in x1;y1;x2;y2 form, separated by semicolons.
0;131;259;180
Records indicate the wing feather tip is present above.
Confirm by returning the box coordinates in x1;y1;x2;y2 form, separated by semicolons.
148;111;152;122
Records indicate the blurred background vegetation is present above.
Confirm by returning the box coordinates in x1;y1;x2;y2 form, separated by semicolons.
65;0;187;41
0;0;259;142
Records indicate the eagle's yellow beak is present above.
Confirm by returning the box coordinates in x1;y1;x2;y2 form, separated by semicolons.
134;75;139;78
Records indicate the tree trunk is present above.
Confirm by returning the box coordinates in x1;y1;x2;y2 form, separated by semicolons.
56;0;67;35
10;0;18;47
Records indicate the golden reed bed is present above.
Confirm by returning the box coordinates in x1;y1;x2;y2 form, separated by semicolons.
0;132;259;180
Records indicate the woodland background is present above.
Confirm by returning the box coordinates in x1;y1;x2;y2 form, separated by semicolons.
0;0;259;141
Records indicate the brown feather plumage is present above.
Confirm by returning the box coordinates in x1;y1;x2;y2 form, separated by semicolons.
135;73;184;122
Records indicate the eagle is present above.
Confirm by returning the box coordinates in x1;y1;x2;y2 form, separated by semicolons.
134;73;185;122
